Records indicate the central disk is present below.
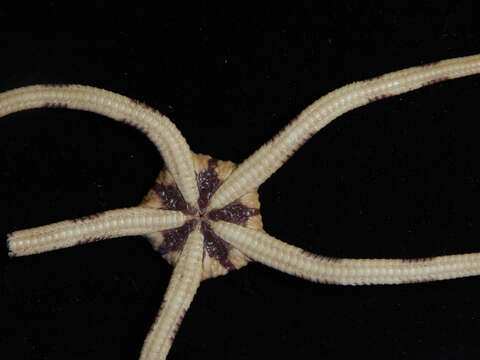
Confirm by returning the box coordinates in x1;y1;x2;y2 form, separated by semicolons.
141;153;263;279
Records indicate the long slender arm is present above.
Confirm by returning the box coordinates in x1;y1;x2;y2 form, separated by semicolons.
7;207;187;257
208;53;480;211
212;221;480;285
139;228;204;360
0;85;199;207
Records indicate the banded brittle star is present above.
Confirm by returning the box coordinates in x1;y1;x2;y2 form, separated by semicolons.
2;53;480;359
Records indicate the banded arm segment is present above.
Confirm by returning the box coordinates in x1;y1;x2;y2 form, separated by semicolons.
212;221;480;285
0;85;199;207
208;53;480;211
139;228;204;360
7;207;187;257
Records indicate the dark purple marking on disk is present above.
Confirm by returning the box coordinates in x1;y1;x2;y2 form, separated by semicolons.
200;221;235;271
157;219;197;255
421;76;450;87
197;159;222;211
43;102;68;109
154;183;197;215
208;201;259;226
368;94;392;103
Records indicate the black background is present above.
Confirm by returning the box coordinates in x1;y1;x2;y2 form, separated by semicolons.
1;2;480;359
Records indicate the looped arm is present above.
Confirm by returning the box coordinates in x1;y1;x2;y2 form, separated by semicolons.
0;85;200;207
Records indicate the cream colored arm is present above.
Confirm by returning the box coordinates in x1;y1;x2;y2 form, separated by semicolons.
7;207;187;257
212;221;480;285
0;85;199;207
208;53;480;211
139;228;204;360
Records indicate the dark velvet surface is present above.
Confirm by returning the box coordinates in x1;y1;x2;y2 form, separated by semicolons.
1;2;480;359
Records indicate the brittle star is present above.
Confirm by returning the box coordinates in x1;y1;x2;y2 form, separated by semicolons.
2;53;480;359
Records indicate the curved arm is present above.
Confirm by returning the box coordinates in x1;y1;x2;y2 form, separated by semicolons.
0;85;199;207
212;221;480;285
139;228;204;360
208;53;480;211
7;207;187;257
